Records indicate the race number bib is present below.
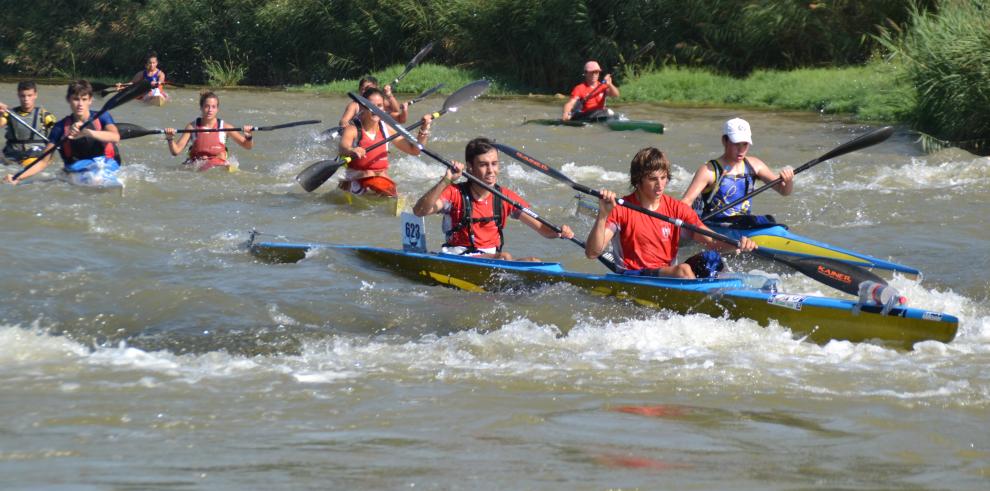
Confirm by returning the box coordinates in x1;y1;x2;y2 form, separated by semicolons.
401;212;427;253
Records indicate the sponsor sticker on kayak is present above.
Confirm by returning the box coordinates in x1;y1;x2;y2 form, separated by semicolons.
922;311;943;321
768;293;806;311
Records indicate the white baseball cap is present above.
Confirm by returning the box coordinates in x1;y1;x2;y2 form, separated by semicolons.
723;117;753;145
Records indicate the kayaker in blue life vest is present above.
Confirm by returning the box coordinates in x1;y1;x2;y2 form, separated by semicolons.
0;81;57;166
117;51;168;102
680;118;795;225
413;137;574;261
3;80;121;186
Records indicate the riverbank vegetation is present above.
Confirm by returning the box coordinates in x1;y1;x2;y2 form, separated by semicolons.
2;0;985;153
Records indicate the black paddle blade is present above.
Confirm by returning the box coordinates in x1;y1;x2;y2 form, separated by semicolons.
409;41;435;69
409;83;444;105
116;123;161;140
769;254;886;296
442;80;490;112
296;159;345;192
107;80;152;110
321;126;343;139
811;126;894;167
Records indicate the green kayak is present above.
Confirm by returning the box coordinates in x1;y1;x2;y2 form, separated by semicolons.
524;117;664;134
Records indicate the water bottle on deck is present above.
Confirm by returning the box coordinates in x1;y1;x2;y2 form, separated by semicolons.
856;281;907;315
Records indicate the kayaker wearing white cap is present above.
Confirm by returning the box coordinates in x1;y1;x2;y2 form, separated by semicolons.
561;60;620;121
681;117;795;222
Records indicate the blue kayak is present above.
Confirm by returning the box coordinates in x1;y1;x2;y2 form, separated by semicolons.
248;237;957;349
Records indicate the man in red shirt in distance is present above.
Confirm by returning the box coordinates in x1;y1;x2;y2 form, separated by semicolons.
413;137;574;261
561;60;620;121
584;147;757;278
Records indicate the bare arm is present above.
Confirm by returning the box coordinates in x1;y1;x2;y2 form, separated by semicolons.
4;143;55;183
750;156;794;196
338;101;359;127
561;97;579;120
585;189;617;258
518;213;574;240
680;162;716;206
390;114;433;156
225;122;254;149
413;161;461;217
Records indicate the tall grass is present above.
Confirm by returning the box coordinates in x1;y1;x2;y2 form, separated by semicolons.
876;0;990;154
621;62;914;121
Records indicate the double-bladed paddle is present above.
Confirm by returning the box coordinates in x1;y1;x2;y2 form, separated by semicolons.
320;83;445;138
297;80;489;193
10;80;152;182
350;91;620;273
701;126;895;220
494;143;888;296
93;81;185;98
116;119;320;140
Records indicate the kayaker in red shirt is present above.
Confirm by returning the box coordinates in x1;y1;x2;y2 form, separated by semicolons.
585;147;757;278
562;60;620;121
413;137;574;260
337;87;432;197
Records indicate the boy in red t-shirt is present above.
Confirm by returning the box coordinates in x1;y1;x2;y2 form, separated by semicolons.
584;147;757;278
413;137;574;261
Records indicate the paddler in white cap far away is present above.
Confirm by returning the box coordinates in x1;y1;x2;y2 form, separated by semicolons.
680;117;795;225
561;60;620;121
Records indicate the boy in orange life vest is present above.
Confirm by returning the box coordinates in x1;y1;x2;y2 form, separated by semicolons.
680;118;794;221
163;91;254;171
4;80;121;185
337;76;407;128
337;87;432;197
412;137;575;261
585;147;757;279
561;60;619;121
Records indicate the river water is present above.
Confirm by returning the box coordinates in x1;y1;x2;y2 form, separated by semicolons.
1;83;988;489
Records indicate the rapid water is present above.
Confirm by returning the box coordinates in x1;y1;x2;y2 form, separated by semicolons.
1;83;987;489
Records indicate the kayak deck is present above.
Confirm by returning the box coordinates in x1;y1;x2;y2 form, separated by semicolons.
524;117;664;134
248;239;957;349
324;189;406;216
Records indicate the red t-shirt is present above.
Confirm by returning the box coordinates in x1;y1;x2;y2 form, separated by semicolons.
606;194;704;270
440;184;527;250
570;82;608;113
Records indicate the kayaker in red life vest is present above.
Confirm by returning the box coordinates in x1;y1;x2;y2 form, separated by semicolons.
4;80;121;185
163;91;254;172
412;137;574;261
117;51;168;101
561;60;620;121
337;76;407;128
585;147;757;279
337;87;432;197
680;118;795;222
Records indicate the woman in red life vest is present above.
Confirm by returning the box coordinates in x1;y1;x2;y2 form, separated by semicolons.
337;87;432;197
585;147;757;278
164;91;253;172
